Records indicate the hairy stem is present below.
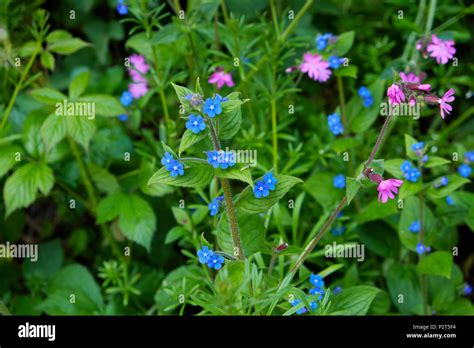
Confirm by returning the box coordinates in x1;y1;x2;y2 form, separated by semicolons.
206;117;245;260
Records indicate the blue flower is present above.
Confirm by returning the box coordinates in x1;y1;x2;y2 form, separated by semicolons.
416;243;431;255
185;114;206;134
329;122;344;135
440;176;449;186
120;91;133;106
331;226;345;236
263;172;277;190
464;283;472;296
214;93;229;102
465;151;474;162
254;180;270;198
400;160;413;173
327;113;341;126
358;87;371;99
184;93;203;107
290;299;308;315
409;221;420;233
161;152;174;169
310;274;325;288
309;301;318;312
362;96;373;108
328;56;342;69
404;167;421;182
197;246;213;264
446;195;454;206
411;142;425;151
458;163;472;178
316;33;331;50
207;150;220;168
219;151;236;169
168;159;184;177
333;286;343;295
422;155;429;163
203;97;222;118
333;174;346;189
309;287;325;301
118;114;128;122
207;253;225;270
116;0;128;15
208;196;223;216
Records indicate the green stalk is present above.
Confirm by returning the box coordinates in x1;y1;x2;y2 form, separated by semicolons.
336;76;348;130
269;0;281;39
1;42;41;131
271;96;278;173
424;0;437;36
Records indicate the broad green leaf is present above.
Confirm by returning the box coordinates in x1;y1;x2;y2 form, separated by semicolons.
48;37;89;55
46;30;73;43
386;263;423;315
334;65;358;78
235;175;303;214
165;226;188;244
36;264;103;315
217;211;266;257
359;222;400;258
30;88;66;105
40;114;67;151
424;156;451;168
4;162;54;217
398;196;435;251
417;251;453;278
40;51;55;70
404;134;419;160
171;83;193;107
66;116;96;151
19;41;38;57
78;95;125;117
69;70;90;99
215;166;253;188
217;97;247;139
355;198;398;224
171;206;192;231
0;145;21;178
22;110;45;158
330;137;361;154
384;158;405;177
370;159;384;176
148;160;213;188
152;23;185;44
349;79;385;133
23;239;63;284
399;180;423;200
88;164;120;195
334;31;355;56
178;129;207;155
305;172;341;209
329;285;379;315
426;174;470;200
346;177;361;205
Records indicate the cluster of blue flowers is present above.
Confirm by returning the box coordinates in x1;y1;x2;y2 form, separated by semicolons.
316;33;332;50
161;152;184;177
328;56;343;69
116;0;128;15
290;274;326;315
416;243;431;255
197;246;225;270
409;221;420;233
411;141;425;152
207;150;236;169
208;196;224;216
118;91;133;122
333;174;346;189
458;163;472;178
185;114;206;134
253;172;277;198
400;160;421;182
434;176;449;188
358;86;373;108
327;113;344;135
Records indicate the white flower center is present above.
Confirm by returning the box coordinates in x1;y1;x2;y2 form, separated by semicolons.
193;121;198;126
210;105;214;110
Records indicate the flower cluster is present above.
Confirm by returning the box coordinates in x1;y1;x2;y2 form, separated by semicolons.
208;67;234;89
416;35;456;65
400;160;421;183
457;152;474;178
316;33;333;50
253;172;277;198
290;273;327;315
327;113;344;135
207;150;236;169
333;174;346;189
208;196;224;216
116;0;128;15
197;246;225;270
358;86;373;108
416;242;431;255
161;152;184;177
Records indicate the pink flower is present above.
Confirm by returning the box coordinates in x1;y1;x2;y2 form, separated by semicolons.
418;84;431;91
377;179;403;203
387;84;406;104
128;82;148;99
438;89;455;119
426;35;456;65
299;52;332;82
129;54;149;74
129;69;146;83
208;68;235;89
399;72;421;83
409;95;416;106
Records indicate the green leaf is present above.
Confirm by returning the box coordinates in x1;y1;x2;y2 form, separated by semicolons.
97;193;156;251
0;145;21;178
330;137;361;154
404;134;419;160
152;23;185;44
69;70;90;99
424;156;451;168
399;180;423;200
88;164;120;195
386;263;423;315
148;160;213;188
398;196;435;251
78;95;125;117
217;211;266;257
418;251;453;278
215;166;253;188
334;65;358;79
30;88;66;105
305;172;341;209
359;222;400;258
19;41;38;57
171;207;192;231
171;82;193;107
235;175;303;214
217;97;247;139
4;162;54;217
334;31;355;56
317;263;344;278
384;158;405;177
66;116;96;151
370;159;384;176
426;174;470;200
329;285;379;315
165;226;187;244
48;37;89;55
178;129;207;156
346;177;361;205
355;198;398;224
40;51;55;70
23;239;63;284
349;79;385;133
40;114;67;151
36;264;103;315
